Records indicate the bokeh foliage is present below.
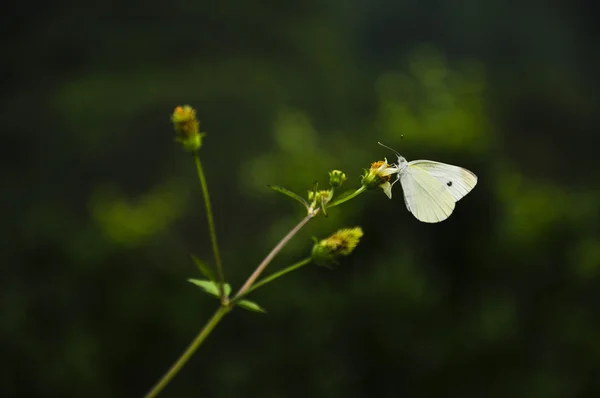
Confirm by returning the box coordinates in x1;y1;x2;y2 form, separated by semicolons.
2;0;600;397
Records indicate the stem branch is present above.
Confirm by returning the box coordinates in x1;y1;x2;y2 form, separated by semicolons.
233;257;312;302
193;152;226;301
234;213;314;299
327;185;367;208
144;306;229;398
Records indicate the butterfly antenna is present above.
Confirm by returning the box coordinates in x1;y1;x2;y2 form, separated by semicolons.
377;141;401;157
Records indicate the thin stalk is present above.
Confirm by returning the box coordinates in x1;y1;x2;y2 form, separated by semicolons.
327;185;367;208
233;213;314;299
193;152;226;302
144;306;229;398
232;257;312;303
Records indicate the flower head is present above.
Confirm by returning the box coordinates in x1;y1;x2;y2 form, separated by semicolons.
172;105;205;151
311;227;364;267
361;158;399;199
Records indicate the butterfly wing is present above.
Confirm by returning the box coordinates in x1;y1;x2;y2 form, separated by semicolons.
400;165;456;223
408;160;477;202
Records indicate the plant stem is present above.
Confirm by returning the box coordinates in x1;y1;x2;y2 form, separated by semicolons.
193;152;226;302
327;185;367;208
232;257;312;302
233;213;314;299
144;305;229;398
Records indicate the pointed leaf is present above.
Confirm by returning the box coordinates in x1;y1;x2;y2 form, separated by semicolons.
223;283;232;297
237;299;267;313
267;185;309;209
188;279;219;297
190;255;217;282
188;279;233;300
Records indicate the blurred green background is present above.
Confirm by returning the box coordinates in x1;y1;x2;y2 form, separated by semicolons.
2;0;600;397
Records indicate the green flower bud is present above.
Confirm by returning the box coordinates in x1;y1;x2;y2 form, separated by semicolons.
328;170;347;188
172;105;205;151
311;227;364;267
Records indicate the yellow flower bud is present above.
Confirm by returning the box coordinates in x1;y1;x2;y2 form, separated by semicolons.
171;105;205;151
311;227;364;267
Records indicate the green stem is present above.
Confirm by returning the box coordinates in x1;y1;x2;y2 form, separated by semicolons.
144;306;229;398
232;258;312;303
327;185;367;208
193;152;226;302
233;213;314;299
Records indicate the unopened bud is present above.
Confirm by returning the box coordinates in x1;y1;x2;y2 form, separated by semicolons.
172;105;205;151
311;227;364;267
328;170;347;188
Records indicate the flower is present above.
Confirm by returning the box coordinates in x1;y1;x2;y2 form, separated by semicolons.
171;105;205;151
311;227;364;267
361;158;399;199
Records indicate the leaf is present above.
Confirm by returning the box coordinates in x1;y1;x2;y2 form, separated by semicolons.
236;299;267;313
223;283;232;297
188;279;219;297
267;185;309;209
188;279;232;299
190;255;216;282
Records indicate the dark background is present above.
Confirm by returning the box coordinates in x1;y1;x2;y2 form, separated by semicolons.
2;0;600;397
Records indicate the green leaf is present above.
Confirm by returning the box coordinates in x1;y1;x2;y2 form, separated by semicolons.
267;185;309;209
190;255;216;282
237;299;267;313
188;279;232;299
188;279;219;296
223;283;232;297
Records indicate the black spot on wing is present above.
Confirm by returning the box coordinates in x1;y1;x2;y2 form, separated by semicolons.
447;181;453;187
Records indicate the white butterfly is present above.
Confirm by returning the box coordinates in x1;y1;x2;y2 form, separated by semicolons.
378;142;478;223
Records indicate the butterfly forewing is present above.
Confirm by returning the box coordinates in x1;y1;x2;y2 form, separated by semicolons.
400;165;456;223
408;160;477;202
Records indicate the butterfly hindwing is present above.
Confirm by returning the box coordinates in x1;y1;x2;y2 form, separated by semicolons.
400;165;456;223
407;160;477;202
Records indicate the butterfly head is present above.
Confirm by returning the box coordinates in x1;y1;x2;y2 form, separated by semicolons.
378;141;407;171
395;155;408;170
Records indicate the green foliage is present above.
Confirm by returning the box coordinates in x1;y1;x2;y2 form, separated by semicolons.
188;279;231;299
89;180;190;246
267;185;309;209
236;300;267;314
190;255;217;283
187;279;266;313
375;45;489;153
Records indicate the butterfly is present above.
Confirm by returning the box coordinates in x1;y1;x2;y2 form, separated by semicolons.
379;142;478;223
